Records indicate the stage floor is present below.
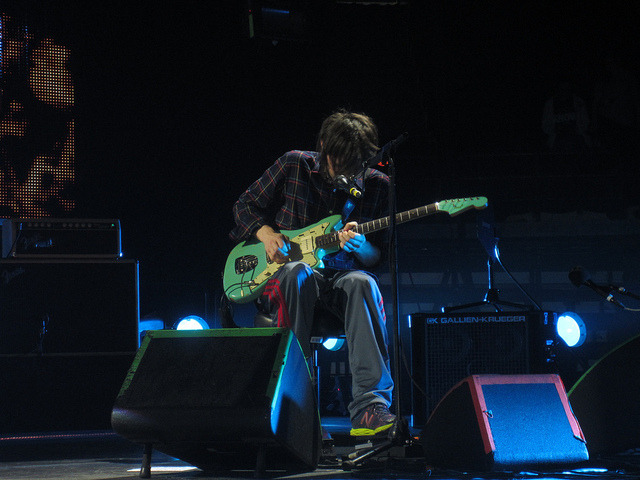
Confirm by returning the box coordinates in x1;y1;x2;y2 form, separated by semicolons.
1;424;640;480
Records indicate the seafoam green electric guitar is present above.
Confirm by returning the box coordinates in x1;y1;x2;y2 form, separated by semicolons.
223;196;488;303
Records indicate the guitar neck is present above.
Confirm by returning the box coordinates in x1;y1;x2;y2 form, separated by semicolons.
317;203;439;246
359;203;440;234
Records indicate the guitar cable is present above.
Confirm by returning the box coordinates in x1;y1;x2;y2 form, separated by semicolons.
493;244;542;310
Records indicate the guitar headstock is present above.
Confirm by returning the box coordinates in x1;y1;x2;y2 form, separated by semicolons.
436;197;488;217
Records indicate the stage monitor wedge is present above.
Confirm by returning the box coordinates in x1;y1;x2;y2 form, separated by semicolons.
111;327;320;474
568;333;640;454
421;374;588;471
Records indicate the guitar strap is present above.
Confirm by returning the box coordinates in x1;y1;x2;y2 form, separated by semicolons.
341;197;356;225
329;197;355;232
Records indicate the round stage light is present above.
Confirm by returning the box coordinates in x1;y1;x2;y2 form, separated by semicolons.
174;315;209;330
557;312;587;347
322;337;345;351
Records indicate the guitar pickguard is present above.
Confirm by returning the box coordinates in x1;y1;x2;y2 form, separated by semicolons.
251;221;331;287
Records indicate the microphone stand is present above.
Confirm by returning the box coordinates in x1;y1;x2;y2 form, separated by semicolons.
342;138;412;470
607;285;640;302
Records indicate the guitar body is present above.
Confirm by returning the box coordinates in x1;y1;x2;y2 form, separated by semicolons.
223;215;343;304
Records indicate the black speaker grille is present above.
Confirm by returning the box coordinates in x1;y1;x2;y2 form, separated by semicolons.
412;313;534;426
121;334;282;409
426;321;529;408
0;260;139;354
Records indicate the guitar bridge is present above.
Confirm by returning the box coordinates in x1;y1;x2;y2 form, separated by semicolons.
235;255;258;275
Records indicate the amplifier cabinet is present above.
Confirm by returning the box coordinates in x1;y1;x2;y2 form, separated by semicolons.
0;259;139;434
410;311;557;428
0;259;139;355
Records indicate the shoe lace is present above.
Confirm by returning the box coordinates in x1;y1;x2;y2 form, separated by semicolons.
372;403;393;420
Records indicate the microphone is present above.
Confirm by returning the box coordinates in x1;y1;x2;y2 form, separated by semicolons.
569;266;625;308
568;266;589;288
361;132;409;169
333;175;362;198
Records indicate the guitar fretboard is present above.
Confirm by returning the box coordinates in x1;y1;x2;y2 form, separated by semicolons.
316;202;439;247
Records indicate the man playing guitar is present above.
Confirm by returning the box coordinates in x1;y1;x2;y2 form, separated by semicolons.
229;110;395;437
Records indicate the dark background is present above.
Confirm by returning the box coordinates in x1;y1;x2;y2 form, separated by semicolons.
3;1;640;326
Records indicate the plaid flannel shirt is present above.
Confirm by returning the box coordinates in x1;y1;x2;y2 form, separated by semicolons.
229;150;389;269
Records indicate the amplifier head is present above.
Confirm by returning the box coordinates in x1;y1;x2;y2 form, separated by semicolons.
2;218;121;258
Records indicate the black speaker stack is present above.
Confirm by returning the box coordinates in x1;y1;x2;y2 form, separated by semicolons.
0;218;139;434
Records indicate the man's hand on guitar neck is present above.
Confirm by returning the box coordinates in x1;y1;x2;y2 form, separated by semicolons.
255;225;291;264
339;221;380;267
338;222;365;253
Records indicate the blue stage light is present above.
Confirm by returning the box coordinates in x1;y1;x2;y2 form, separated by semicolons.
139;318;164;343
557;312;586;347
322;338;345;351
174;315;209;330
